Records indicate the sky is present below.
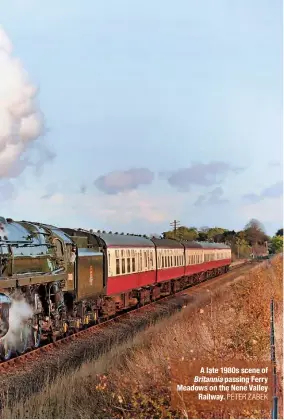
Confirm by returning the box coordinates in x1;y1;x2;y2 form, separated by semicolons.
0;0;283;236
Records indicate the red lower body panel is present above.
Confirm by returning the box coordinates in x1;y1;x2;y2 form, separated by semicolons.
156;266;185;283
185;259;231;276
107;270;156;295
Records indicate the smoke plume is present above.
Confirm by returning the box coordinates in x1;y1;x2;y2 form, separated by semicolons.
0;26;43;179
2;297;34;351
0;221;8;240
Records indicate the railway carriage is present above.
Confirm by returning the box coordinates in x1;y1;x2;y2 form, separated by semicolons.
60;229;157;316
151;238;185;295
182;241;203;279
199;242;231;275
100;233;156;295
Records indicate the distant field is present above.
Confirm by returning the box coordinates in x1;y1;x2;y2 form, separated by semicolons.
1;255;282;419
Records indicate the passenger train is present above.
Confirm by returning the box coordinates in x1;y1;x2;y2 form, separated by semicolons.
0;217;231;360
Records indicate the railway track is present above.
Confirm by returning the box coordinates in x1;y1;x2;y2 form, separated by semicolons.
0;260;254;374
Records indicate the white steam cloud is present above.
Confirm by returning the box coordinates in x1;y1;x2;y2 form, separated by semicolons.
0;222;8;240
2;298;34;351
0;26;43;179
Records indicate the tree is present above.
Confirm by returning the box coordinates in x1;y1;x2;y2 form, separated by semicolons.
206;227;226;242
197;231;208;241
222;230;237;244
163;226;198;241
276;228;283;237
244;219;267;245
270;235;283;254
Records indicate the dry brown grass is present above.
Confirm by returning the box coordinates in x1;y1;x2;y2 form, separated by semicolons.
1;256;282;419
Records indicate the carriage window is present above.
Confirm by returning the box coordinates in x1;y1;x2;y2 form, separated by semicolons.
132;257;135;272
122;258;125;274
127;258;131;273
165;256;168;267
162;256;164;268
168;256;170;266
116;259;120;275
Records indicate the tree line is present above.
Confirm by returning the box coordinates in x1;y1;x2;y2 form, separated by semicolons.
161;219;283;258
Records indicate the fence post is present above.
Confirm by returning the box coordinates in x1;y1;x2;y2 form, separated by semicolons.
270;299;278;419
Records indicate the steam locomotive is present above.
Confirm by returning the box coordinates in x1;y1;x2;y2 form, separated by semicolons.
0;217;231;360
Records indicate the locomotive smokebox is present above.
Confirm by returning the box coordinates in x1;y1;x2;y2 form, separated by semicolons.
0;293;11;339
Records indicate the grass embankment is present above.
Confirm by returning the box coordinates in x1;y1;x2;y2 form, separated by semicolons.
1;256;282;419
